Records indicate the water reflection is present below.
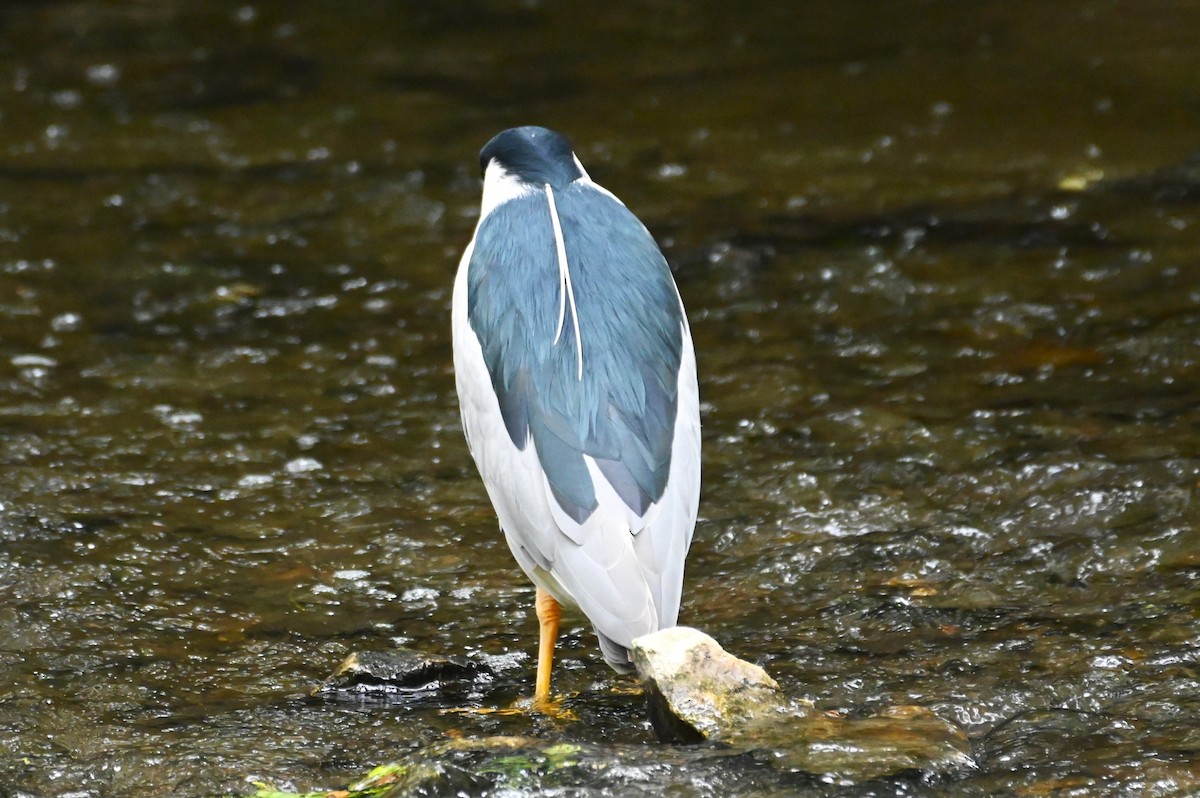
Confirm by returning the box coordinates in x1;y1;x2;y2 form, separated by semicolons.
1;1;1198;796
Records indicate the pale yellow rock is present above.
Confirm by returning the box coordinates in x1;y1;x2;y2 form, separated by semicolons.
631;626;973;781
631;626;794;741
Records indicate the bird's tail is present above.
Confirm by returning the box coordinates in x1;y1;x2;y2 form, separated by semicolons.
596;629;636;674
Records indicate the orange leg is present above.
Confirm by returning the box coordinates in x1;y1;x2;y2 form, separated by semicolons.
534;587;560;706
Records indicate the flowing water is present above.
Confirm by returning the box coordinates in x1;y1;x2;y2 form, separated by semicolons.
1;1;1198;795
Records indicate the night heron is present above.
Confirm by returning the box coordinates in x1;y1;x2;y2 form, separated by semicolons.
452;126;700;706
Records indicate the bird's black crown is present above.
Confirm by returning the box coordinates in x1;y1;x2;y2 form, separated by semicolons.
479;126;583;188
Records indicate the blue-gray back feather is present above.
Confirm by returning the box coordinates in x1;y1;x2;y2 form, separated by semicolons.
467;183;683;524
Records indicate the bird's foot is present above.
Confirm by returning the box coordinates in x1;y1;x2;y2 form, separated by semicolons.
529;692;577;720
440;693;577;720
607;681;644;697
441;704;525;718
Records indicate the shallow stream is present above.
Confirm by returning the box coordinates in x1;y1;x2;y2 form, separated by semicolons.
1;2;1198;795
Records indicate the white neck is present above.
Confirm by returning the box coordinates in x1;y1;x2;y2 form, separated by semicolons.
478;160;537;222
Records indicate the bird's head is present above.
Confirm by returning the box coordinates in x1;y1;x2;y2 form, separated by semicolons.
479;126;585;188
476;127;593;219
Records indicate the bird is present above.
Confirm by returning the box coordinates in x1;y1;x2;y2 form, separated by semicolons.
452;126;701;707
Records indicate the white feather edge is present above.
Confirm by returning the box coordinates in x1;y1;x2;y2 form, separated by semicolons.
544;184;584;380
453;244;700;655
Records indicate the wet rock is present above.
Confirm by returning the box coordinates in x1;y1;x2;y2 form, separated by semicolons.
762;706;974;782
251;735;753;797
313;649;493;701
632;627;973;781
371;737;584;798
632;625;787;743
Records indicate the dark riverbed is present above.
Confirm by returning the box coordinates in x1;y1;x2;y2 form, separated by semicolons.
1;1;1198;796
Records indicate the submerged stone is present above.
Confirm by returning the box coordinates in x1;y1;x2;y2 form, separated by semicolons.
249;735;755;797
760;705;974;782
632;627;973;781
369;737;583;798
313;649;493;700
